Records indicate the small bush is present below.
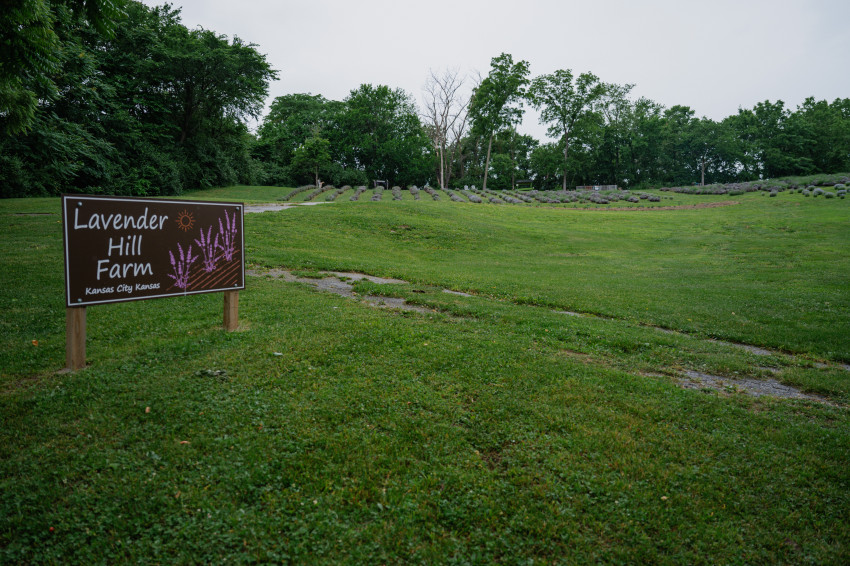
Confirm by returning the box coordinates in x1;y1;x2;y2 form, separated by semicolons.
824;192;835;199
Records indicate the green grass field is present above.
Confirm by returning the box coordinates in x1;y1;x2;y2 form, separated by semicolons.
1;189;848;563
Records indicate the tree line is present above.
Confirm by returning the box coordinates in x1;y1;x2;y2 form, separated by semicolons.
2;2;849;197
1;1;276;197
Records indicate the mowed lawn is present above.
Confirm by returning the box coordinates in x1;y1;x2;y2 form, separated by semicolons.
1;190;848;564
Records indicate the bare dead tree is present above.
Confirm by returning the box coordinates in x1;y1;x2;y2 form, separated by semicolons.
422;68;471;188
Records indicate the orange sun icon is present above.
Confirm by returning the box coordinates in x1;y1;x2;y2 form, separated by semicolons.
176;209;195;232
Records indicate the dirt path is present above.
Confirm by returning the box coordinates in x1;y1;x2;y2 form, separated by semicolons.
677;370;834;404
248;268;434;315
248;268;843;405
244;202;331;213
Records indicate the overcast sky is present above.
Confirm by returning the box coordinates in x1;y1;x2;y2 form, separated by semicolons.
140;0;849;141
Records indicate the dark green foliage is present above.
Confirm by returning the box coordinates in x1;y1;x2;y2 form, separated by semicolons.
528;68;606;191
0;1;276;196
0;0;124;134
257;86;430;188
335;84;432;186
468;53;530;190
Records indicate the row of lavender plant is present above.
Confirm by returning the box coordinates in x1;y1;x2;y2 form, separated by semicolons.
442;188;466;202
504;190;536;203
660;174;849;195
801;186;845;199
422;185;440;201
391;186;403;200
409;186;421;200
349;186;368;201
466;186;501;204
280;185;314;201
461;190;482;203
482;188;521;204
303;184;336;202
371;186;384;201
326;185;351;202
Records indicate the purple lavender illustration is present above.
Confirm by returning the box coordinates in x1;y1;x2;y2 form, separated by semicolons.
167;242;197;289
194;225;220;272
217;209;238;261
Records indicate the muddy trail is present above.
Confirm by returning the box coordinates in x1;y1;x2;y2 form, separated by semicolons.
248;268;845;406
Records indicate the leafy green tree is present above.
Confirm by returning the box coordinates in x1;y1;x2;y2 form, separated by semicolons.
291;133;331;187
468;53;530;190
0;0;125;134
592;82;634;187
529;143;563;189
624;98;665;187
105;2;275;191
658;105;696;184
792;97;850;173
488;153;514;190
728;100;813;179
334;84;431;185
529;69;606;190
0;1;277;196
258;94;333;162
486;129;537;189
254;93;338;185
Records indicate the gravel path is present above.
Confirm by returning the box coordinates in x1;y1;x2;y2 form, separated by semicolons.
244;202;331;213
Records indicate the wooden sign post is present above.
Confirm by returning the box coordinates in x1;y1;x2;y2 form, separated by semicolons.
66;306;87;371
61;195;246;371
223;290;239;332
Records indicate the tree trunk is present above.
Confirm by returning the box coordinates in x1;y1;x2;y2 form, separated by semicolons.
482;134;493;191
439;143;445;188
700;157;706;186
562;137;570;192
510;129;516;191
446;143;456;187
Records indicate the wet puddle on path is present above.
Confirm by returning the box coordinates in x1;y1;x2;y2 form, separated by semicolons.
678;370;833;404
248;268;435;315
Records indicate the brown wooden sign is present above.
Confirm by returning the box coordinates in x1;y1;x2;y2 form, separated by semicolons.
62;195;245;307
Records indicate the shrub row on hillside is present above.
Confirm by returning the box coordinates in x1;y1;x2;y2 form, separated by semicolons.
660;173;850;196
